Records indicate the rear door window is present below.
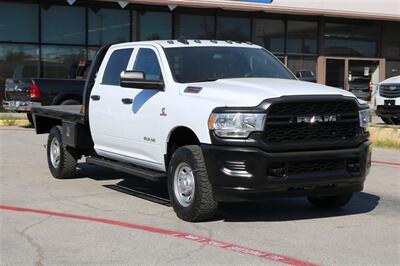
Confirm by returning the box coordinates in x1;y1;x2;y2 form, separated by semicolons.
102;48;133;85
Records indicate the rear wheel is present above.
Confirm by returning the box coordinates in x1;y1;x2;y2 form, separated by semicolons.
168;145;218;222
26;113;34;125
307;193;353;209
60;99;80;105
47;126;78;179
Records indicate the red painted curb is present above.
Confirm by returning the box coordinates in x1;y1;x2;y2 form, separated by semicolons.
372;160;400;167
0;205;317;266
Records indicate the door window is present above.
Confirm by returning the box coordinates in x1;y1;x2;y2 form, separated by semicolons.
102;48;133;85
133;48;162;81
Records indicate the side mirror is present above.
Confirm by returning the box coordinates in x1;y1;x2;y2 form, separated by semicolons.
120;71;164;90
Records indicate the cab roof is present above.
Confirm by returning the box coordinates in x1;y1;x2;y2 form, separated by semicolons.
111;39;259;49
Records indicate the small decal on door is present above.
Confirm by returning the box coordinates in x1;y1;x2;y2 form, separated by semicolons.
160;107;167;116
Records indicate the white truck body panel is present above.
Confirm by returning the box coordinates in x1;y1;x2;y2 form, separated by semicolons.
88;40;361;171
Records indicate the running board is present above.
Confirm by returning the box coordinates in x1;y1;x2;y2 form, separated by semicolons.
86;157;166;182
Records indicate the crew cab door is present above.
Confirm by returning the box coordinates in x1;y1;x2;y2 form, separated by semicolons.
89;45;166;171
89;47;136;159
118;46;166;170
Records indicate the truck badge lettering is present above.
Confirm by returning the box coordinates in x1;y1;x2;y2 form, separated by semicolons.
144;137;156;142
296;115;337;124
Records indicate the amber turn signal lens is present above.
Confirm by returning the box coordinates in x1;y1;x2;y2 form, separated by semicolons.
208;113;217;129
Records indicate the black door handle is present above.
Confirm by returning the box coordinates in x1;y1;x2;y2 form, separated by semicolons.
91;95;100;101
121;98;133;104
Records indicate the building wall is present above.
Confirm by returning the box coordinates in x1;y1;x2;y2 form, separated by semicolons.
0;0;399;107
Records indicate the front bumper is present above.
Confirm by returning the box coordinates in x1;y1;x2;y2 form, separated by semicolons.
202;141;371;202
2;100;41;112
375;106;400;118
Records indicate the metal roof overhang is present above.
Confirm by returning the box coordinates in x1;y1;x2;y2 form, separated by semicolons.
99;0;400;21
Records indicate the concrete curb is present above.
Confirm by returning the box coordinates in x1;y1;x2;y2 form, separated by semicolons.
0;113;27;119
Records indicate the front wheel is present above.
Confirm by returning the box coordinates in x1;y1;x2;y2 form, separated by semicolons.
47;126;78;179
307;193;353;209
168;145;218;222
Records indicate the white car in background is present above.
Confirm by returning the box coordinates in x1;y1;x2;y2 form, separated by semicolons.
374;75;400;125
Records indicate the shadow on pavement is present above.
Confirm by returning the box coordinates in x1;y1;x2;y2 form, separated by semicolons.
218;192;380;222
75;163;380;222
75;163;171;205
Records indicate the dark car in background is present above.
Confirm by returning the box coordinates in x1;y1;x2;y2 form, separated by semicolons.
296;70;316;83
349;76;371;101
2;61;89;123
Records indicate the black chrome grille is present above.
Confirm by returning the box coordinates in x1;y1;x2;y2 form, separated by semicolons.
288;160;344;174
380;85;400;98
264;100;360;145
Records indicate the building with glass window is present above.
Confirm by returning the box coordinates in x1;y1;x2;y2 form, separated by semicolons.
1;0;399;105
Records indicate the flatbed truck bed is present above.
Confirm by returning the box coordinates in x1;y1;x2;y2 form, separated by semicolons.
33;105;85;124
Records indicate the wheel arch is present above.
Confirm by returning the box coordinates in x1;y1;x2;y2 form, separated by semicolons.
165;126;200;166
52;93;82;105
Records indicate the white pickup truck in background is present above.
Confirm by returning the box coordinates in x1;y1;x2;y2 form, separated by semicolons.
374;75;400;125
32;40;371;222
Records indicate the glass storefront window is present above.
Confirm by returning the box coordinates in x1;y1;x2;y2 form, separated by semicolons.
382;22;400;60
139;11;172;40
386;61;400;79
287;21;317;54
177;14;215;39
41;46;86;79
0;44;38;105
41;5;85;44
88;47;100;61
0;44;38;80
252;19;285;54
0;2;38;42
88;8;130;45
217;16;251;42
287;56;317;82
324;22;379;57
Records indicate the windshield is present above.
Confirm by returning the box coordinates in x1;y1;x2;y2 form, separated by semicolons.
165;47;295;83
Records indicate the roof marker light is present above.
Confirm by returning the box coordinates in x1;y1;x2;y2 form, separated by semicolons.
177;36;189;45
184;86;203;94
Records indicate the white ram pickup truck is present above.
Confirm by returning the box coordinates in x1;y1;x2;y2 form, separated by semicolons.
374;75;400;125
32;40;371;222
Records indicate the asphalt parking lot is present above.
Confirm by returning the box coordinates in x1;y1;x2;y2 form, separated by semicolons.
0;126;399;265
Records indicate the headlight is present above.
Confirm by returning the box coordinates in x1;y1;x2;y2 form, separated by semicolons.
359;109;369;129
208;113;266;138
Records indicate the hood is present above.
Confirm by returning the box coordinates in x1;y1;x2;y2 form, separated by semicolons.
182;78;356;107
380;75;400;84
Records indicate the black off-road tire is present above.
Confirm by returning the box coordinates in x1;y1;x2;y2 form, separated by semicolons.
47;126;78;179
307;193;353;209
168;145;218;222
60;99;80;105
